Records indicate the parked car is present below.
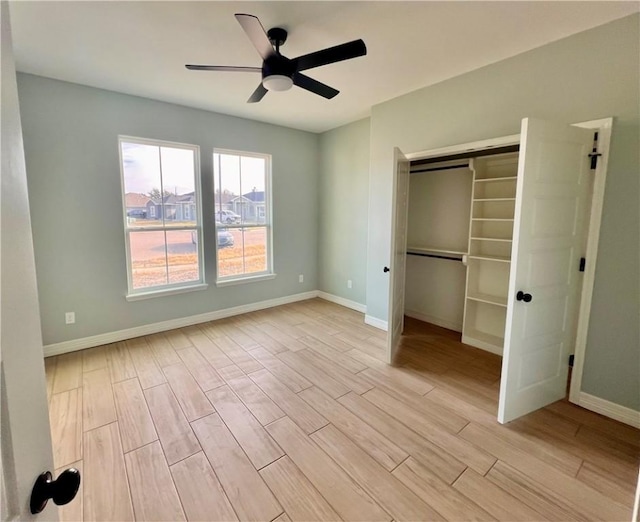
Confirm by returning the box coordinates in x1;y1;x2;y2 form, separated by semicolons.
216;228;234;247
216;209;241;224
126;209;147;218
191;224;234;248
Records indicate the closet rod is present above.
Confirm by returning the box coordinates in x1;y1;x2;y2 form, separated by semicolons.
411;163;468;174
407;251;462;262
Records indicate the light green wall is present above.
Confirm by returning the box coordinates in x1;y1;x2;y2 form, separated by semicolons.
318;118;370;305
365;14;639;409
17;74;319;345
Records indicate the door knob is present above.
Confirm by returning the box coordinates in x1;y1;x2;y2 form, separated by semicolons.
30;468;81;514
516;291;533;303
383;266;390;273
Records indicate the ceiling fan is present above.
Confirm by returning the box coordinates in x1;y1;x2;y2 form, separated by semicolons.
185;13;367;103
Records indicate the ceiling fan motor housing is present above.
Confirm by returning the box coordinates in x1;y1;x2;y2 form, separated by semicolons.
262;55;295;80
261;55;296;91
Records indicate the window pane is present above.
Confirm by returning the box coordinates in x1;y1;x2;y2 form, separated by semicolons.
166;230;199;284
217;226;267;278
240;156;266;226
217;226;243;278
160;147;197;227
243;226;268;274
122;142;161;228
129;231;168;289
214;154;241;224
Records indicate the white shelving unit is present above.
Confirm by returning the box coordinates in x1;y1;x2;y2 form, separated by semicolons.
462;153;519;355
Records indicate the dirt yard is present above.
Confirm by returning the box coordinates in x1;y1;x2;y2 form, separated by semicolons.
129;228;267;288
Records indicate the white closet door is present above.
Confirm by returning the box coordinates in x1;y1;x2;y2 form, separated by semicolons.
498;118;593;424
387;148;410;363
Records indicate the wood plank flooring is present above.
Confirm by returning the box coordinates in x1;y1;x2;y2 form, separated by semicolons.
45;299;639;521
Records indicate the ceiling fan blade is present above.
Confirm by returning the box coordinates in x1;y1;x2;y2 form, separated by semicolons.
185;65;262;72
293;73;339;99
235;14;275;60
247;83;268;103
293;39;366;72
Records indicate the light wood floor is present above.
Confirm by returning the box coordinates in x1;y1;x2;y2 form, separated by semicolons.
45;298;639;521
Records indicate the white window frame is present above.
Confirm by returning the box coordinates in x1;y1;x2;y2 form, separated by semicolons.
213;148;274;286
119;136;206;300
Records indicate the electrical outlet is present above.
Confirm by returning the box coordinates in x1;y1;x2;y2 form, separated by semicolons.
65;312;75;325
347;280;353;289
298;274;304;283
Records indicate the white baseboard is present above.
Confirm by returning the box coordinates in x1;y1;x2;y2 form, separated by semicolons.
574;392;640;428
317;291;366;314
404;309;462;333
44;291;320;357
364;314;388;331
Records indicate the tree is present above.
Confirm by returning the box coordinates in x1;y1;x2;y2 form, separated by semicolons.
148;187;173;200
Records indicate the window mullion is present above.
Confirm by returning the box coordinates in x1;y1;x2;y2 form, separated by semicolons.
158;147;170;285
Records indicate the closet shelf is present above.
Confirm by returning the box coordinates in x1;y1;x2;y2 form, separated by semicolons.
466;292;508;307
473;198;516;202
470;237;513;242
468;254;511;263
462;329;504;351
474;176;517;183
472;218;514;222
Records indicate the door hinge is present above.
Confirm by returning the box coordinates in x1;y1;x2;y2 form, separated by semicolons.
579;257;586;272
568;354;575;367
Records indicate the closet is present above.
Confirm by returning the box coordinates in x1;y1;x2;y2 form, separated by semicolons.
393;117;604;423
405;151;519;356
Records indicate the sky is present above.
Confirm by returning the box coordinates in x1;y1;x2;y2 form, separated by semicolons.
214;152;266;197
121;141;266;198
122;141;195;195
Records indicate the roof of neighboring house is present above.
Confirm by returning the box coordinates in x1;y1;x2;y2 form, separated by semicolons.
148;193;196;205
230;195;251;204
241;191;265;202
215;190;236;205
125;193;151;207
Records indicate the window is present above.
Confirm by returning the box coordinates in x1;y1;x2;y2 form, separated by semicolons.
119;137;204;297
213;150;273;283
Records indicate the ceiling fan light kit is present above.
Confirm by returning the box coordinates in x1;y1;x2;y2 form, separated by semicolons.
262;75;293;91
186;13;367;103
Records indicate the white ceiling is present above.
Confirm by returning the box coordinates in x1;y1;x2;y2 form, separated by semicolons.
9;1;639;133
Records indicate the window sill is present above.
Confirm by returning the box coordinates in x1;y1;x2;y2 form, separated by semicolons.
126;283;208;302
215;273;277;288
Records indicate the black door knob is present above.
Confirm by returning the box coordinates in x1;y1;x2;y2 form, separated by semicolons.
383;266;390;273
30;468;81;514
516;291;533;303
